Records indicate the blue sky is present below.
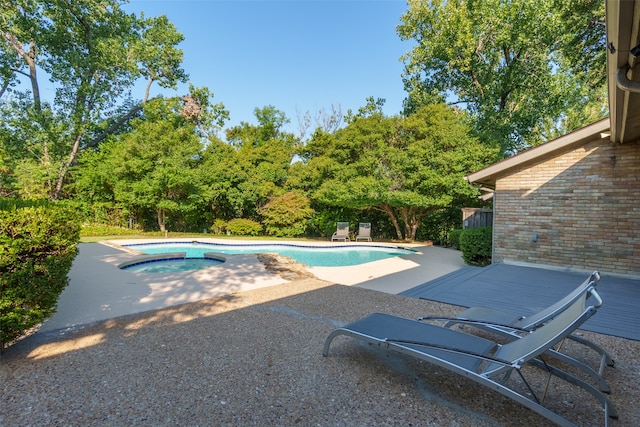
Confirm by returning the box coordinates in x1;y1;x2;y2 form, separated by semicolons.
124;0;411;135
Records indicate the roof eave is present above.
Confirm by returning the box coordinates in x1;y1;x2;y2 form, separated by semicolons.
606;0;640;143
465;119;610;187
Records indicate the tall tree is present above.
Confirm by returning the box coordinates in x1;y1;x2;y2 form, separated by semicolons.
198;136;244;220
0;0;189;200
555;0;606;90
547;0;608;138
397;0;607;155
295;103;344;141
74;90;220;232
305;104;497;241
213;106;299;220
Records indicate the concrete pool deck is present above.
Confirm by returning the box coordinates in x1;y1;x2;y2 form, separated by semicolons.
39;239;466;332
6;239;640;425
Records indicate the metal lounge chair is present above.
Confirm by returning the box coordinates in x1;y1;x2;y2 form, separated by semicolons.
323;285;617;427
355;222;372;242
331;222;350;242
418;271;614;392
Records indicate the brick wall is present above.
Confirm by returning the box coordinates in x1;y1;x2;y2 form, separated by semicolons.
493;138;640;277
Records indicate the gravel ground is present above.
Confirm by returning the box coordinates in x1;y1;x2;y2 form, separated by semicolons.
2;277;639;426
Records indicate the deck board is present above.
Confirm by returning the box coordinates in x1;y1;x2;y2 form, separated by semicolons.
400;263;640;341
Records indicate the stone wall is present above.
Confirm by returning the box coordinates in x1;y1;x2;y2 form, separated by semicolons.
493;137;640;277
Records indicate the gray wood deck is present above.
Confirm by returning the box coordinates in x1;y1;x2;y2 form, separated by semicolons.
400;263;640;341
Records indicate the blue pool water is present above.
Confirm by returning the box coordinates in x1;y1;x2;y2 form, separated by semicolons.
124;242;415;267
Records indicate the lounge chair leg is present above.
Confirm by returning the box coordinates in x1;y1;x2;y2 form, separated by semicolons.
530;358;618;421
567;334;615;368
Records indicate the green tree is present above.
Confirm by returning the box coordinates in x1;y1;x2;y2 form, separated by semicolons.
212;106;298;220
0;0;189;200
75;92;215;231
546;0;608;138
260;191;314;237
68;133;126;226
305;104;497;241
397;0;607;155
198;136;243;220
555;0;606;90
344;96;386;124
0;143;11;197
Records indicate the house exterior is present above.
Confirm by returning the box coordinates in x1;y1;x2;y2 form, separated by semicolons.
462;1;640;278
465;119;640;277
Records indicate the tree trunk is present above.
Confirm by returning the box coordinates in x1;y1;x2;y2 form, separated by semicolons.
374;204;433;242
86;104;144;149
0;78;11;99
407;207;430;241
401;206;428;242
401;207;412;241
407;216;420;241
157;208;166;232
51;131;83;200
5;35;41;111
375;203;404;240
144;77;153;104
5;35;50;165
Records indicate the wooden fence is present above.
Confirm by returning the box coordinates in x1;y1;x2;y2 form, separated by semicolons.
462;208;493;229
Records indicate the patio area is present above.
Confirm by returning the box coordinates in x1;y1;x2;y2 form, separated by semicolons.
37;240;467;333
402;263;640;341
2;242;640;426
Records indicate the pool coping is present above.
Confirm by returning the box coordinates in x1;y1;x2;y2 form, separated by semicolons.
111;238;420;268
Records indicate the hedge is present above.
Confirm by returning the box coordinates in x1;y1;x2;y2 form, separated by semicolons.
1;203;81;347
224;218;263;236
448;229;463;249
459;226;492;267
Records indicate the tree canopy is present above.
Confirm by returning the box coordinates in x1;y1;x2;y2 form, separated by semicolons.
73;91;214;231
301;104;497;240
0;0;196;199
397;0;607;155
0;1;608;242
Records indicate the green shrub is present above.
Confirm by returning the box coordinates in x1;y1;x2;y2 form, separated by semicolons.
417;206;464;244
0;198;51;210
80;223;141;237
0;204;81;347
260;191;314;237
211;219;228;235
449;229;463;249
66;200;132;228
459;227;492;266
225;218;263;236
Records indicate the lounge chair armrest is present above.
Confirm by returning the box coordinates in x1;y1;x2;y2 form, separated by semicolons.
588;286;603;308
417;316;530;333
384;338;517;368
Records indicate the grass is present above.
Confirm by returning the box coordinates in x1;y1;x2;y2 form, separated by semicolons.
79;227;328;244
80;224;230;243
78;224;427;245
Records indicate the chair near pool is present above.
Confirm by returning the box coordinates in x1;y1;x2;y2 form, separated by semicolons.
356;222;372;242
331;222;350;242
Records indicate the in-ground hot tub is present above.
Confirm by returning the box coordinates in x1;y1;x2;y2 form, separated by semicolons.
118;252;225;273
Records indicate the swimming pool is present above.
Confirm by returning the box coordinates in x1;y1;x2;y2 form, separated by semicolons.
123;241;415;267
